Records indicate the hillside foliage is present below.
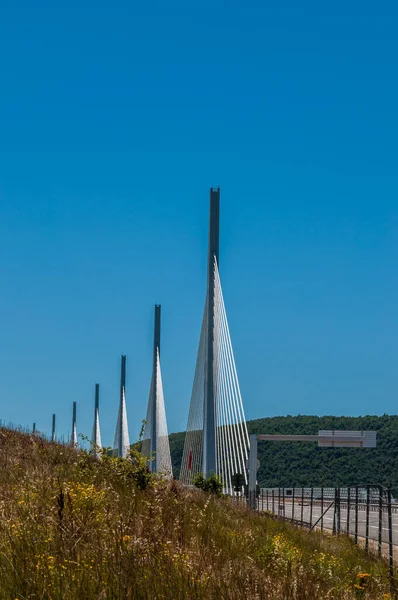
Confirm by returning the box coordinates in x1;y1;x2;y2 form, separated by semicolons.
0;427;394;599
170;414;398;492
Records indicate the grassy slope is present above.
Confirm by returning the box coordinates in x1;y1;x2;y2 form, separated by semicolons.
0;428;394;599
170;414;398;491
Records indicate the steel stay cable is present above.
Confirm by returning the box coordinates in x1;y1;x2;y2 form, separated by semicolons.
217;290;240;489
217;293;245;483
181;305;206;482
216;272;239;485
215;263;244;470
214;278;226;487
216;270;248;477
217;284;237;494
216;300;234;493
180;346;199;481
192;305;207;478
156;355;172;475
217;332;228;491
215;264;250;461
217;299;246;480
216;281;229;492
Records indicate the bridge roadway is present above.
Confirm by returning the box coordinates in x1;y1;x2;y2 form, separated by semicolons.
261;500;398;546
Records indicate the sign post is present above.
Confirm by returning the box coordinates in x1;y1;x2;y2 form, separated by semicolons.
247;430;377;508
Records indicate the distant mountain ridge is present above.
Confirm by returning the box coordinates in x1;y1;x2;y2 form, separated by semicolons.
169;414;398;493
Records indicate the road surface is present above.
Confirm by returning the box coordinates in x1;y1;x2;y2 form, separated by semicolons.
258;498;398;546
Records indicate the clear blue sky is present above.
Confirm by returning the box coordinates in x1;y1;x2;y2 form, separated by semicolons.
1;1;397;445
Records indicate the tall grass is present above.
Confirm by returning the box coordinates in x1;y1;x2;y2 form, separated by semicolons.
0;427;393;599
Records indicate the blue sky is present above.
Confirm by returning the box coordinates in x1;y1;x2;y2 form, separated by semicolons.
0;0;397;445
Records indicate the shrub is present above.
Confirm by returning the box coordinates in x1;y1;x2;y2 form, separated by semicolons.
193;471;223;496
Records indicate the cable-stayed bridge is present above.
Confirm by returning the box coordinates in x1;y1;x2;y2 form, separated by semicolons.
5;188;249;493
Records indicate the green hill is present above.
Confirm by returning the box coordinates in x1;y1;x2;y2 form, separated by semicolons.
170;414;398;492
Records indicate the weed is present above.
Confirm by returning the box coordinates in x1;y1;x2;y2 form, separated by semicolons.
0;427;393;599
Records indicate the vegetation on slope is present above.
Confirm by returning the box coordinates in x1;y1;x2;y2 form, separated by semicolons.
0;427;394;599
170;414;398;492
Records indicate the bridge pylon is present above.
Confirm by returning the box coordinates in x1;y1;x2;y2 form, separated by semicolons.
51;413;56;442
180;188;249;493
113;355;130;457
142;305;173;477
70;401;77;447
91;383;102;458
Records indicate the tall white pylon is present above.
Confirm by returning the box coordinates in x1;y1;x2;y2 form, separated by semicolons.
179;188;250;493
91;383;102;458
70;402;77;447
142;305;173;477
113;355;130;458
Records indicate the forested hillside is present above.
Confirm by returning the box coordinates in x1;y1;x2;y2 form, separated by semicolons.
170;415;398;491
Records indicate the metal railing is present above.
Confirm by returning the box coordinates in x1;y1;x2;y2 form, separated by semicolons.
246;485;395;591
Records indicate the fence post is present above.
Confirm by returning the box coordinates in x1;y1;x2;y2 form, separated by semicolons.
292;487;295;522
309;487;313;528
272;489;275;514
301;488;304;526
321;486;324;531
278;487;281;516
267;488;269;511
378;485;383;558
355;486;359;544
365;485;370;552
333;488;337;534
347;487;351;535
387;487;394;594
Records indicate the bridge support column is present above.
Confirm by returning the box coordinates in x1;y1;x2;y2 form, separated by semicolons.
51;414;56;442
203;187;220;477
150;305;161;472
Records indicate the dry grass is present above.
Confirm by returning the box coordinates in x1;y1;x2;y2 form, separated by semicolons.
0;427;394;599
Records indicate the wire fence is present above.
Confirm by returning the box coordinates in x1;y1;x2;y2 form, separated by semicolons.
246;485;396;591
